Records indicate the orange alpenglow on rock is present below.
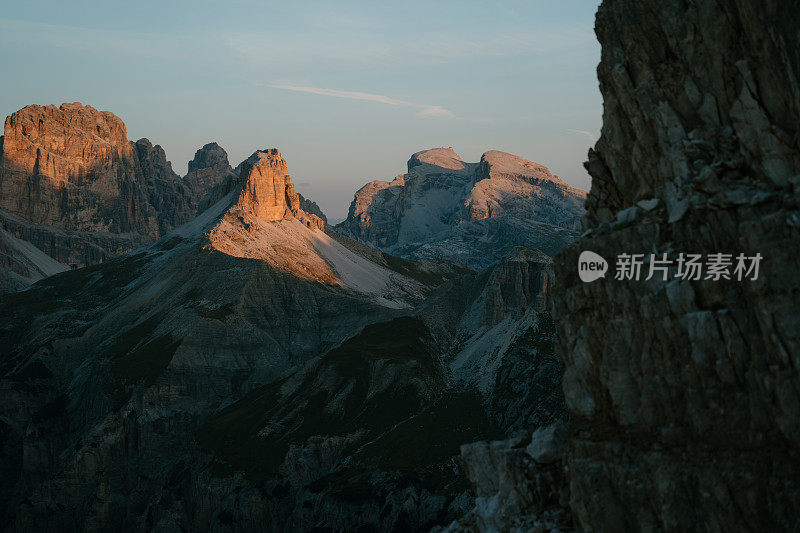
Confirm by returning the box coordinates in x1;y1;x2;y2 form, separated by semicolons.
1;102;135;184
235;148;324;230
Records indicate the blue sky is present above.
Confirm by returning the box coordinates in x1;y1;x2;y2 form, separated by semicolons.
0;0;602;220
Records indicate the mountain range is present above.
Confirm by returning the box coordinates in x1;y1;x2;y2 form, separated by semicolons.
3;0;796;528
0;104;585;291
0;103;580;530
0;103;228;292
337;147;586;269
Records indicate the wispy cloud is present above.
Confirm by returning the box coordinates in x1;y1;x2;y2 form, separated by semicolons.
263;84;454;118
566;129;597;143
223;27;594;71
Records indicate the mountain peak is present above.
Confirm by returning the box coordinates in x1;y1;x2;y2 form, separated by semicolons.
188;142;230;173
191;150;424;302
2;102;133;181
479;150;572;187
408;147;467;173
339;147;588;267
233;148;324;229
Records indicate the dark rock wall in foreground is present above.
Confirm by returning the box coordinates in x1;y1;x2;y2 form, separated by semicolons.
554;0;800;530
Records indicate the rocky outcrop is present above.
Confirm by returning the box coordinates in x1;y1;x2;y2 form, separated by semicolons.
182;142;235;208
338;147;586;269
436;423;571;532
551;0;800;531
298;193;327;224
0;103;197;283
234;149;324;230
1;102;132;186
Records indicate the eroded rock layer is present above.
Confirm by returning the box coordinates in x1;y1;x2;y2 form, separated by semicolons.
0;103;196;276
553;0;800;530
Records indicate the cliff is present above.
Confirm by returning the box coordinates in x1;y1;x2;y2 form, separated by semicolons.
552;0;800;530
0;103;197;281
441;2;800;531
233;148;324;230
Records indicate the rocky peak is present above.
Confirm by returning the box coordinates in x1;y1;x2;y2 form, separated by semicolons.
234;149;323;230
0;102;197;283
183;142;235;210
339;147;586;265
134;138;179;181
407;147;468;174
1;102;135;181
465;150;587;225
479;150;562;185
236;149;298;220
188;142;230;173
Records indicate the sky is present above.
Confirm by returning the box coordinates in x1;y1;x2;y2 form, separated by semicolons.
0;0;602;221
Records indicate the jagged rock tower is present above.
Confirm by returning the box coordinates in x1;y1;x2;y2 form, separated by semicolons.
234;149;324;230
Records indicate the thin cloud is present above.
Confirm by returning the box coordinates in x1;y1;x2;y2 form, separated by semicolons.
566;129;597;143
264;84;454;118
223;26;595;70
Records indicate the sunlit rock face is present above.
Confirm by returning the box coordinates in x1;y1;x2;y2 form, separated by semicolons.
338;147;587;269
234;149;324;230
200;148;417;297
298;193;327;224
551;0;800;530
0;103;192;235
1;102;134;185
0;102;196;285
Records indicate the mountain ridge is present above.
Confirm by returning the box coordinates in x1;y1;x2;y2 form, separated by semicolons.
337;147;586;269
0;103;332;293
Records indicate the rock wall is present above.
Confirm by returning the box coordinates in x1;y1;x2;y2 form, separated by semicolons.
235;149;324;230
553;0;800;530
298;193;327;224
0;103;196;272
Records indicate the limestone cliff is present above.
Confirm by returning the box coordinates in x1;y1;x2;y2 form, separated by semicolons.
550;0;800;530
224;149;324;232
0;103;196;281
